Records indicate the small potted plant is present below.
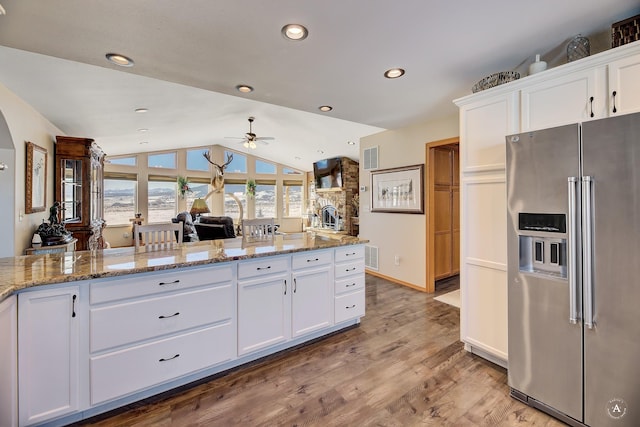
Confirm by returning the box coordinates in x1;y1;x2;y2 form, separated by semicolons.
177;176;192;199
246;179;256;198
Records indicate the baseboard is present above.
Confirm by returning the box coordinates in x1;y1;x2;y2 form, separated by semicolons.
365;269;426;292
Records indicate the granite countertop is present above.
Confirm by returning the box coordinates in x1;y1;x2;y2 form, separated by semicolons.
0;233;366;302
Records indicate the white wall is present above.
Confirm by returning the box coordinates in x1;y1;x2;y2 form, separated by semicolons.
360;114;458;290
0;83;63;256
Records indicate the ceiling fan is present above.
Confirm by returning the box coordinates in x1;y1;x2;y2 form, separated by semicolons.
226;116;274;149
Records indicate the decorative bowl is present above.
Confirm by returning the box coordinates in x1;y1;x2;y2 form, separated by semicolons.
472;71;521;93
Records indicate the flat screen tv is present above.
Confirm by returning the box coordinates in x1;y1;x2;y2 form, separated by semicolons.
313;157;343;189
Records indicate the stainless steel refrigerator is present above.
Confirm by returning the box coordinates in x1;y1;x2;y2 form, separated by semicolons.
506;112;640;427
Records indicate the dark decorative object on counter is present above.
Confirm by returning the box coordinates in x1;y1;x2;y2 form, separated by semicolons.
37;202;74;246
567;34;590;62
612;14;640;48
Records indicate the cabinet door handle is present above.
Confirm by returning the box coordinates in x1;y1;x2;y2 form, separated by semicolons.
346;304;356;309
158;279;180;286
284;279;287;295
345;252;356;256
589;96;594;117
159;354;180;362
257;266;272;271
293;277;297;293
612;90;617;113
346;282;356;288
346;267;357;272
159;312;180;319
306;258;319;263
72;294;77;318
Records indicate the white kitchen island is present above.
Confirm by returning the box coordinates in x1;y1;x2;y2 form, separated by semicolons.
0;233;366;427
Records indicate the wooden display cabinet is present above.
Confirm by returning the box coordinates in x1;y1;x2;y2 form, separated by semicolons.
54;136;106;251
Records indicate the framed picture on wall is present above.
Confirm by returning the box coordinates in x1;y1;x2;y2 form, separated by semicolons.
26;141;47;214
371;164;424;214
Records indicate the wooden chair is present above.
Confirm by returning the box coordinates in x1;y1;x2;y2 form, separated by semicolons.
241;218;275;241
134;222;183;251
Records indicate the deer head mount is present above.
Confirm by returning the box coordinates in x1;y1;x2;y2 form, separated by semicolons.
203;151;233;194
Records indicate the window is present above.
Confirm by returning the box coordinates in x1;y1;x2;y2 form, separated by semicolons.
185;179;211;212
283;167;303;175
147;177;177;223
255;181;276;218
256;159;276;174
283;181;303;217
224;181;247;221
148;152;176;169
186;148;210;171
108;156;137;166
225;150;247;173
104;176;137;226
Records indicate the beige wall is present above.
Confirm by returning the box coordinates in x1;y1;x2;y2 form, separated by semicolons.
359;114;458;290
0;83;63;256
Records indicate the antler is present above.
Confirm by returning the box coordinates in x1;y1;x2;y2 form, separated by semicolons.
203;151;234;173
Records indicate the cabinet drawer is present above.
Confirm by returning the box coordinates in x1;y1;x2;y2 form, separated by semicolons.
334;260;365;279
238;256;289;280
335;245;364;262
90;323;234;405
292;250;332;270
90;284;233;352
335;275;365;295
335;290;365;324
90;264;233;304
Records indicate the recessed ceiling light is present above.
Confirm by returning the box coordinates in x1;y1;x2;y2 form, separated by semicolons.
138;128;149;132
384;68;405;79
135;108;148;113
317;150;325;154
139;141;149;145
236;84;254;93
106;53;134;67
347;141;356;145
281;24;308;41
295;156;302;160
319;105;333;112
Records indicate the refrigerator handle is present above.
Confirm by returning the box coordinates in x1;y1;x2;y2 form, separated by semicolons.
567;177;579;324
582;176;595;329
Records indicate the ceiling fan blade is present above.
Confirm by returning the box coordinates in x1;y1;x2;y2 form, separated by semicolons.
255;136;275;141
225;136;245;140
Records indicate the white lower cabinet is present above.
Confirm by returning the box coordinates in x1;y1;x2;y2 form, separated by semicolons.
90;323;233;405
237;256;290;355
18;285;82;426
291;250;333;338
11;245;366;425
89;265;236;406
0;295;17;427
334;245;366;323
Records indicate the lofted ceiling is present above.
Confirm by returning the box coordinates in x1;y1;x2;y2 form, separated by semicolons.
0;1;638;171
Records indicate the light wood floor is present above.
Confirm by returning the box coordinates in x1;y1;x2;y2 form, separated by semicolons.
75;275;564;426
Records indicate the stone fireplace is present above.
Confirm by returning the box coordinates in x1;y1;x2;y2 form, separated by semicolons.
309;157;359;236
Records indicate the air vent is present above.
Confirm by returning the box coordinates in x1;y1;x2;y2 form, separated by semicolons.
365;245;379;270
363;146;378;170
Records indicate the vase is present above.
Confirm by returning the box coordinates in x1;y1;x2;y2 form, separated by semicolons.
567;34;590;62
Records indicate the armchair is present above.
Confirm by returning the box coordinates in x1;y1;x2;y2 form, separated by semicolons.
194;216;236;240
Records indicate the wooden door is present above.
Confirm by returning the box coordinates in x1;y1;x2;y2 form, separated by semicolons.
426;138;460;291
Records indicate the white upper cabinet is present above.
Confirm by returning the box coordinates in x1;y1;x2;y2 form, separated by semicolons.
521;67;605;131
608;53;640;116
459;92;519;173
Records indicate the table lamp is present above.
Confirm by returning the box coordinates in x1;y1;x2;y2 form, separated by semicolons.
190;198;210;221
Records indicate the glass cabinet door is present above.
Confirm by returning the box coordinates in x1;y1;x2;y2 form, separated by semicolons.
61;159;82;223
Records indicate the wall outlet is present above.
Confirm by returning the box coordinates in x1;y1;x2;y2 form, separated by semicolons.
359;185;367;192
394;255;400;266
